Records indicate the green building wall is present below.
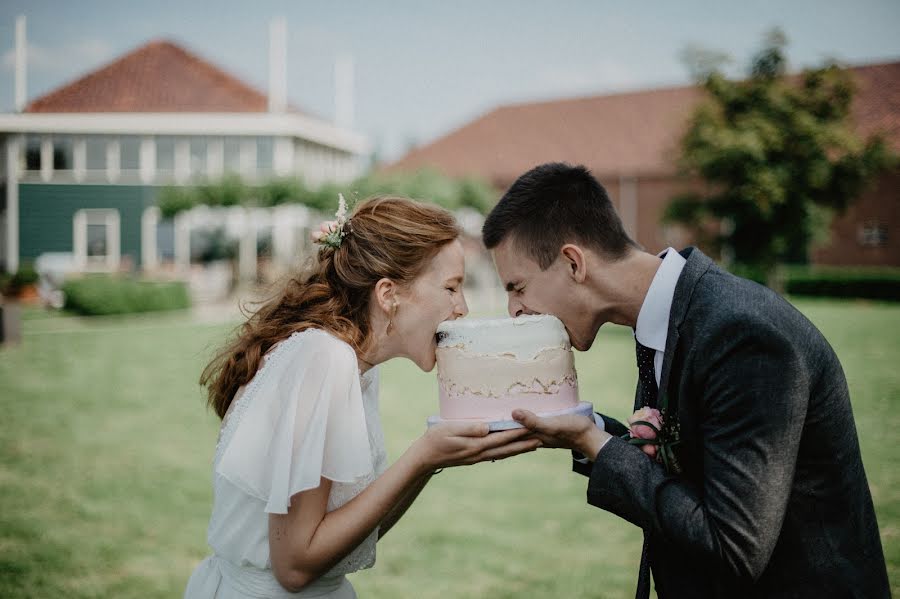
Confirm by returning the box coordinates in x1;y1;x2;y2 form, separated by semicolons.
18;184;159;268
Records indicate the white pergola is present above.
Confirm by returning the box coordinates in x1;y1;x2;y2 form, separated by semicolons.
143;203;317;285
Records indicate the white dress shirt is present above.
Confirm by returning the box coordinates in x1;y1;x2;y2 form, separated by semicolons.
635;247;687;387
580;247;686;458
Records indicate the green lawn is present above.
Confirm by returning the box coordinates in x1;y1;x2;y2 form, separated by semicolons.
0;299;897;598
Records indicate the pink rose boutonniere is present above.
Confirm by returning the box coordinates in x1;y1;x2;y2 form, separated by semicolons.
623;406;682;473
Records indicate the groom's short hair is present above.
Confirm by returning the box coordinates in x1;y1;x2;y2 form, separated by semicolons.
482;163;636;269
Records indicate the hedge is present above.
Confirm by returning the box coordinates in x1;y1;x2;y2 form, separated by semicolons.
62;276;191;316
729;265;900;301
783;268;900;301
157;169;498;218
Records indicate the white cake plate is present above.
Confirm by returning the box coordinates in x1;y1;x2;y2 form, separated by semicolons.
427;401;594;432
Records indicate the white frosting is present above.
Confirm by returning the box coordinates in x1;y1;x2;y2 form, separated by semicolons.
436;314;571;361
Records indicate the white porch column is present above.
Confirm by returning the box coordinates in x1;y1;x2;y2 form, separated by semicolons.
72;210;86;271
240;138;257;178
107;210;121;271
15;16;26;112
140;136;155;183
107;138;121;183
207;138;224;179
619;175;639;243
73;137;86;182
174;139;190;183
238;207;257;283
273;137;294;177
141;206;160;271
40;137;52;182
272;204;295;273
174;210;191;275
5;136;20;273
268;18;287;114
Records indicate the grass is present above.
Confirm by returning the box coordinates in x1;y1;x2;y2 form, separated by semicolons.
0;299;897;597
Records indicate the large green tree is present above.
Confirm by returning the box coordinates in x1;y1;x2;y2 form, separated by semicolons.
666;30;894;277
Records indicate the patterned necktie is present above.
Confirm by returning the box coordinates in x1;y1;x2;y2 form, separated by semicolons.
636;340;658;408
635;339;657;599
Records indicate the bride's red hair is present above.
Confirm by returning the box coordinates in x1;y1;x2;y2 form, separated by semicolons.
201;196;461;419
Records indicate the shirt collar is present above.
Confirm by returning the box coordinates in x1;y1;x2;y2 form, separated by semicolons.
634;248;686;352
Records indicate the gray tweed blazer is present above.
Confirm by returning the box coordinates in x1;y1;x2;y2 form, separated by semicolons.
574;248;889;598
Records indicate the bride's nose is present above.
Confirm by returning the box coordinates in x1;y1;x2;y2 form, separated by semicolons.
453;291;469;319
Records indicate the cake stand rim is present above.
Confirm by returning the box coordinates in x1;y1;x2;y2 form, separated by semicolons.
426;401;594;432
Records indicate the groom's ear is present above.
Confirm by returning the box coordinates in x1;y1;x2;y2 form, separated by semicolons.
560;244;587;284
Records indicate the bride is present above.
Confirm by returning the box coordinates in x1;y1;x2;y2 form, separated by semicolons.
184;196;539;598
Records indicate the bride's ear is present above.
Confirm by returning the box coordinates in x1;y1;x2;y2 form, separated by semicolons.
373;278;397;314
560;244;587;283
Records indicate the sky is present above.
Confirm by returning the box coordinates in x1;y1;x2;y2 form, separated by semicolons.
1;0;899;161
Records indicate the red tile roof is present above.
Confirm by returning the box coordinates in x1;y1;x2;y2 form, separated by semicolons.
25;40;274;113
385;61;900;186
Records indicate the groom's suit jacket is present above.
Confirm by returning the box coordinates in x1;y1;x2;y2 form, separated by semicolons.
573;248;889;598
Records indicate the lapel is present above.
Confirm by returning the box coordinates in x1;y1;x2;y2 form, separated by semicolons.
657;247;714;401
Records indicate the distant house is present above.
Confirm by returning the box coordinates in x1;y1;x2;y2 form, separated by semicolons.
386;61;900;267
0;38;368;274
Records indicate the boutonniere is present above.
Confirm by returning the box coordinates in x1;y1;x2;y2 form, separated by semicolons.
622;406;682;474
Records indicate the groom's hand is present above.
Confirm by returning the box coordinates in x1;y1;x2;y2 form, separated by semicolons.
512;409;611;460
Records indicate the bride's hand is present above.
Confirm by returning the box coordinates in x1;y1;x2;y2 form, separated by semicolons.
411;422;541;474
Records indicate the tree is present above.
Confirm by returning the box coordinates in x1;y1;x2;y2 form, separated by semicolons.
665;29;894;279
343;168;496;214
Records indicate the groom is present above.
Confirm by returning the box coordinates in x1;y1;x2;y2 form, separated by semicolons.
482;163;889;598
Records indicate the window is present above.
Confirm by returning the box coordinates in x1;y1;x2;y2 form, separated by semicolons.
190;137;207;178
85;136;106;171
87;223;107;258
156;136;175;172
120;136;140;170
257;137;274;171
73;209;120;271
53;136;73;170
223;138;241;173
858;221;888;247
25;136;41;171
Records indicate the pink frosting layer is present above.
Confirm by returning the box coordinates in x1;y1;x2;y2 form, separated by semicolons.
438;383;579;420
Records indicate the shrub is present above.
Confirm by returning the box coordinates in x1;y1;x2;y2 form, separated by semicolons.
728;263;769;286
349;169;496;214
729;264;900;301
157;186;198;219
2;263;39;297
62;276;190;316
783;268;900;302
156;170;499;216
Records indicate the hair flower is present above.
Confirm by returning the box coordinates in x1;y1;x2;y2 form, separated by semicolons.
313;193;350;249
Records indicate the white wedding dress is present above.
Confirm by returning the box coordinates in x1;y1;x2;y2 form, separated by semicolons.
185;329;388;598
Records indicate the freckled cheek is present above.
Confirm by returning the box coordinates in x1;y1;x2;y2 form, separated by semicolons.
429;292;451;320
